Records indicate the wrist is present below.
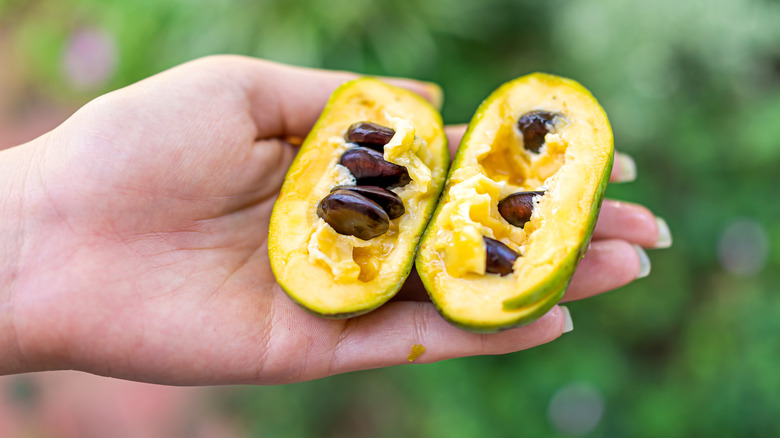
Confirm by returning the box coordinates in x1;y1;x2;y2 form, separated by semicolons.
0;140;46;374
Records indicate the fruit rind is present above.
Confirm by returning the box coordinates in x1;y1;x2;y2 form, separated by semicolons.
268;78;448;318
416;73;613;332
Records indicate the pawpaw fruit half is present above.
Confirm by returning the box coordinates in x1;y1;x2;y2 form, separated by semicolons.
269;78;449;317
416;73;614;332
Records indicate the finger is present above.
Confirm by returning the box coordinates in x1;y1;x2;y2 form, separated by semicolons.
393;269;432;302
322;303;567;378
561;239;650;302
395;200;669;302
191;55;443;139
594;200;671;248
610;151;637;183
445;124;468;157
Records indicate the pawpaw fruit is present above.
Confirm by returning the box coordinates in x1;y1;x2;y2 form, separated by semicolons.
268;78;449;317
416;73;614;332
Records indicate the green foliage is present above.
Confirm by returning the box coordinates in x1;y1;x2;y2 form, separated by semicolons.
7;0;780;435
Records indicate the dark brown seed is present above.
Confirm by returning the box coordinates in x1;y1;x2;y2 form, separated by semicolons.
484;237;519;276
333;185;405;219
498;191;545;227
317;189;389;240
517;111;556;153
345;122;396;151
339;147;411;189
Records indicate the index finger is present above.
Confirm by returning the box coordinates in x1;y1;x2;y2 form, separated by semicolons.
197;56;443;139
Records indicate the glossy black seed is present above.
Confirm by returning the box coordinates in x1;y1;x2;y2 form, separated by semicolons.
333;185;405;219
317;189;389;240
517;111;556;153
345;122;395;151
339;147;411;189
484;237;520;276
498;191;545;227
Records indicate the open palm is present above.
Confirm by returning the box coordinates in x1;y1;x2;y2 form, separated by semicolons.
7;56;664;384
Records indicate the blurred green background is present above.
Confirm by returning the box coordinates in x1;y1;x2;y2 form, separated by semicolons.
2;0;780;436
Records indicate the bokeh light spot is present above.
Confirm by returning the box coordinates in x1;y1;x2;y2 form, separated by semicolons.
718;218;769;277
548;382;604;436
62;27;117;90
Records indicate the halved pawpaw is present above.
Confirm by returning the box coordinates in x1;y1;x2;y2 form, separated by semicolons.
416;73;613;332
268;78;448;317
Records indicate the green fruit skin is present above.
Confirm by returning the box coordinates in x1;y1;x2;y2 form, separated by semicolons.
416;73;614;332
438;280;569;334
501;154;613;310
268;78;449;319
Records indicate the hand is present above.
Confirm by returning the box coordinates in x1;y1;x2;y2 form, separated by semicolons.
0;56;669;385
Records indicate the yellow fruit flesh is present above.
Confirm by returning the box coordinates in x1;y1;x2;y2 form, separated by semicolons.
417;73;613;330
269;79;447;316
306;118;432;283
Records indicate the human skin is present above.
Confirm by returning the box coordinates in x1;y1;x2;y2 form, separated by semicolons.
0;56;665;385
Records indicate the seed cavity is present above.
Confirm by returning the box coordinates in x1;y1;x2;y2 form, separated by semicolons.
517;111;557;153
317;189;389;240
498;191;545;227
333;185;405;219
346;122;396;151
339;146;411;189
316;122;410;243
484;237;519;276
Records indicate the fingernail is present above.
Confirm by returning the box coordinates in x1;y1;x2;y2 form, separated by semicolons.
425;83;444;111
633;244;651;278
560;306;574;334
614;152;637;183
653;217;673;249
